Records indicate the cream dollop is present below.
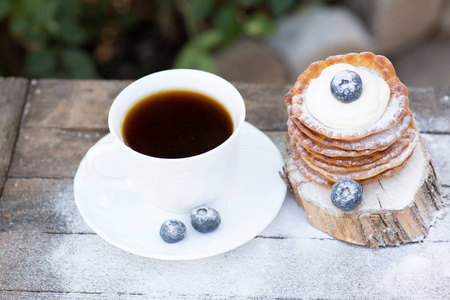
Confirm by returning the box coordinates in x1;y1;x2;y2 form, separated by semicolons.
305;63;390;129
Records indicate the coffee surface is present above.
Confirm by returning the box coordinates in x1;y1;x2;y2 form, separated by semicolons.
122;90;233;158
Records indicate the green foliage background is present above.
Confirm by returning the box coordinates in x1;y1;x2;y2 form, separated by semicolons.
0;0;321;79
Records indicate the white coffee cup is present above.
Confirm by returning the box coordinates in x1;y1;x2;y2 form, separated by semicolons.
83;69;246;213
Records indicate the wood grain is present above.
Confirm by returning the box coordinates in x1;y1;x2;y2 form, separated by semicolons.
233;82;290;131
1;230;450;298
8;127;107;178
1;79;450;299
20;80;290;132
0;77;28;196
409;86;450;133
0;178;90;233
22;79;129;130
286;138;446;247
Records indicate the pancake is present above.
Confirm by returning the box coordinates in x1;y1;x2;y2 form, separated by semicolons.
294;128;417;173
290;110;412;151
303;127;416;168
290;141;410;187
294;131;418;180
285;52;418;187
286;52;409;141
288;121;383;158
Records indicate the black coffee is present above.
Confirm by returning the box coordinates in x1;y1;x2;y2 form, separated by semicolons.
122;90;233;158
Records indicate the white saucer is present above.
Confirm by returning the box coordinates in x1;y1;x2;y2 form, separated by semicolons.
74;122;287;260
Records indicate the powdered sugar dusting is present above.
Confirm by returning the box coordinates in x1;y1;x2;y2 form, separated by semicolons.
310;134;417;181
291;111;412;151
293;89;407;140
306;64;389;129
285;54;417;186
291;64;409;140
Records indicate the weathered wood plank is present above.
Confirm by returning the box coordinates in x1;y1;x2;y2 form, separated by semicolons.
233;82;290;131
0;77;28;196
0;292;139;300
7;127;450;189
7;128;287;179
20;80;290;132
0;176;317;238
409;86;450;133
421;133;450;186
0;231;449;299
0;178;91;234
1;132;293;235
0;176;447;241
19;80;449;134
22;80;129;130
8;128;107;178
2;79;450;299
6;130;287;179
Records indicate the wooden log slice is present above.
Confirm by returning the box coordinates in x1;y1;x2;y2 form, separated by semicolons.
285;135;448;248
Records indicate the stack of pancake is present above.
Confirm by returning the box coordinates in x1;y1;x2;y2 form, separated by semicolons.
285;52;418;187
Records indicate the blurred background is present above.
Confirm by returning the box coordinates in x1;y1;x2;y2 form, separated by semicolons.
0;0;449;87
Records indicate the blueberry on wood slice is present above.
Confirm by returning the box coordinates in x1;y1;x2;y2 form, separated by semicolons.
160;219;186;243
331;179;363;211
330;70;362;103
191;207;221;233
284;137;447;248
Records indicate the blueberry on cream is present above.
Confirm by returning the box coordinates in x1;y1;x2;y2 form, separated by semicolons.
330;70;362;103
305;63;390;129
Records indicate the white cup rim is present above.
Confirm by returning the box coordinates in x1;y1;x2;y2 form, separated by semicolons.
108;69;246;166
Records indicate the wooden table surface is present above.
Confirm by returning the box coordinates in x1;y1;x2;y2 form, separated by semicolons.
1;77;450;299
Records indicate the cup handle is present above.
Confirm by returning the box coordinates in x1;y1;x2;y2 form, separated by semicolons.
83;138;131;190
